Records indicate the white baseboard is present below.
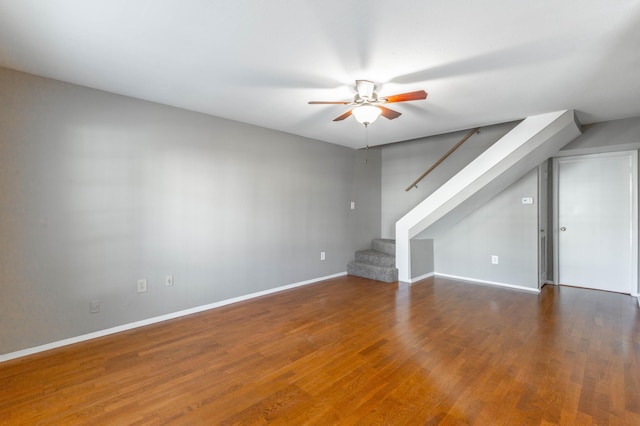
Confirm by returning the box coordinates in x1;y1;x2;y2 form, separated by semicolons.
0;272;347;363
434;273;541;294
407;272;435;284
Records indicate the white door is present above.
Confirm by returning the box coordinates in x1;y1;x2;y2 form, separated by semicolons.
554;151;638;294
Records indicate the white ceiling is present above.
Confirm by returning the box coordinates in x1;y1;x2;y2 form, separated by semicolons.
1;1;639;149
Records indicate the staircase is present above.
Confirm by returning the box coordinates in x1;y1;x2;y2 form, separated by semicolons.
395;110;582;282
347;239;398;283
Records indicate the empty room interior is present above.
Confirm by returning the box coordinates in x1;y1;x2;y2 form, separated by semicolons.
1;1;640;424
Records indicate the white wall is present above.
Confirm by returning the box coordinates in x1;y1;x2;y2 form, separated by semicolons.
0;67;381;355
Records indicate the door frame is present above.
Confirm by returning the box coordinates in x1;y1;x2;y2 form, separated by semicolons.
552;150;638;296
538;161;549;289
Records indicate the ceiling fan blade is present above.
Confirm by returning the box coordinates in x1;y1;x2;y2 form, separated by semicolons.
382;90;428;103
308;101;350;104
333;110;353;121
379;106;402;120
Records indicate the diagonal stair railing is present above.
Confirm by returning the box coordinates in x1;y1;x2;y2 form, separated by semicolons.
405;127;480;192
395;110;582;283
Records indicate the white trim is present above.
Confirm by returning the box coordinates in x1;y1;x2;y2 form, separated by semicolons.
407;272;435;284
538;162;549;289
554;142;640;158
0;272;346;363
396;110;579;283
435;273;541;294
632;151;639;297
552;151;638;296
552;156;560;285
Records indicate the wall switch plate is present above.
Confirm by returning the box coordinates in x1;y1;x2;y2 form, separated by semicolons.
137;278;147;293
165;274;173;286
522;197;534;205
350;201;355;210
90;299;100;314
320;251;326;261
491;255;499;264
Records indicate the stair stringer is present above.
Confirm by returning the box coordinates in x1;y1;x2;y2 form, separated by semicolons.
395;110;582;283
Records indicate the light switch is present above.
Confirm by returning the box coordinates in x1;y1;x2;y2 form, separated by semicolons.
522;197;534;205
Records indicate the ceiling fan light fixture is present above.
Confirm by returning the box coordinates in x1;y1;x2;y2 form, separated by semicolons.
352;105;382;126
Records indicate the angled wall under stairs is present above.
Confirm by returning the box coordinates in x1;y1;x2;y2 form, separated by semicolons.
396;110;583;282
347;239;398;283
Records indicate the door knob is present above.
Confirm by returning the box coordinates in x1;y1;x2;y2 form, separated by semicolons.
560;227;566;231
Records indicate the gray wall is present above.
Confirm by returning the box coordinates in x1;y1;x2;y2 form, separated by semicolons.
380;123;540;289
434;169;539;288
0;67;381;355
410;239;434;279
380;122;519;238
349;147;382;252
560;116;640;154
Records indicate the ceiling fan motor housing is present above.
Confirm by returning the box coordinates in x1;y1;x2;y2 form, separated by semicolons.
356;80;376;101
308;80;427;122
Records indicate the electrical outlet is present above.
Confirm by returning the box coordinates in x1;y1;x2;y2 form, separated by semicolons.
491;255;499;264
165;274;173;286
89;299;100;314
137;278;147;293
320;251;326;261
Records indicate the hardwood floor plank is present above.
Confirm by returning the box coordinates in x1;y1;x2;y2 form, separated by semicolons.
1;276;639;424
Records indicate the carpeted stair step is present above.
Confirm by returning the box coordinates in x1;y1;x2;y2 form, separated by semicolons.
372;238;396;256
347;261;398;283
348;238;398;283
355;249;396;267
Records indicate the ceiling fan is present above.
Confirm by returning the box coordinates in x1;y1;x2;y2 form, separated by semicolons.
308;80;427;126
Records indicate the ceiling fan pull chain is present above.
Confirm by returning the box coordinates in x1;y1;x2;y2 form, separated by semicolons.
364;125;369;164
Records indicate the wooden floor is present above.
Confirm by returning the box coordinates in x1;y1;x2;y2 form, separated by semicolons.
1;276;639;425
